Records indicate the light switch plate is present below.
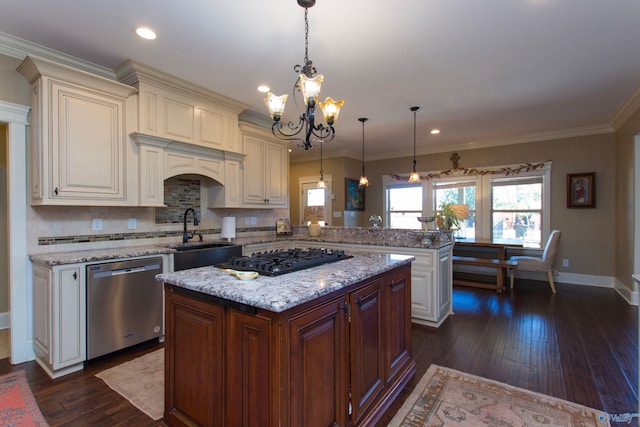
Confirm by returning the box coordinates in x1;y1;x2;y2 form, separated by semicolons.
128;218;137;230
92;218;103;231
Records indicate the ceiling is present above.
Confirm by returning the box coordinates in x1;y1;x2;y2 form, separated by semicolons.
1;0;639;162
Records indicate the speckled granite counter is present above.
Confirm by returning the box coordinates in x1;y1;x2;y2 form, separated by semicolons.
156;252;414;312
29;244;177;266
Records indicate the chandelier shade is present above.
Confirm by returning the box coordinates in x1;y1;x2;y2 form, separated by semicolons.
408;106;421;183
263;1;344;150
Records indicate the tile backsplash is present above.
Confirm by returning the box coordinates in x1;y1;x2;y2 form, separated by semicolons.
154;176;201;224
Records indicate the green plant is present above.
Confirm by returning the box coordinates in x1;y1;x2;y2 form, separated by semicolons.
438;203;468;229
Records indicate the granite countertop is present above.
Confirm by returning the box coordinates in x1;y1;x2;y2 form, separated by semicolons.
157;252;414;313
29;244;178;266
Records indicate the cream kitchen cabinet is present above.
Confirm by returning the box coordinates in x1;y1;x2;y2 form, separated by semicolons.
115;60;247;153
18;55;137;206
239;123;289;208
32;262;86;379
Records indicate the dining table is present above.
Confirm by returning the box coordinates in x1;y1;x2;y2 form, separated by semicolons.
452;238;524;292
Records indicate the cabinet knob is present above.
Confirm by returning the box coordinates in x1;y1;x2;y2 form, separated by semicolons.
54;187;59;195
72;271;77;280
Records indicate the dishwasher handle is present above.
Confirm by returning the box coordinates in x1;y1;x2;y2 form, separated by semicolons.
90;262;162;279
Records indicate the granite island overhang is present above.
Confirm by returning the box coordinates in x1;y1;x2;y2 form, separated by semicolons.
156;252;415;313
157;251;417;427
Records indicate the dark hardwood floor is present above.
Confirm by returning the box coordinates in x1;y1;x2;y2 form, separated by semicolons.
1;279;637;426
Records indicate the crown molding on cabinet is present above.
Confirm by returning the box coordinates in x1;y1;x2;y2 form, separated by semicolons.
0;31;116;80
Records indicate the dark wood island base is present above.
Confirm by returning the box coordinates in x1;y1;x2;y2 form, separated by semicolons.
163;263;415;427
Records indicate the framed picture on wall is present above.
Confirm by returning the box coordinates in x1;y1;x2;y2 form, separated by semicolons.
567;172;595;208
345;178;365;211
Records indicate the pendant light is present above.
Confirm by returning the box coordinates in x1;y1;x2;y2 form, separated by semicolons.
358;117;369;187
317;141;326;188
408;106;421;183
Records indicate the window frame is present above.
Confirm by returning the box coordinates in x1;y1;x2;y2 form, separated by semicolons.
383;162;551;247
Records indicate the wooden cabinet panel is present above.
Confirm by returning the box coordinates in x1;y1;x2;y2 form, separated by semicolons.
350;279;385;424
226;310;272;427
165;290;224;427
384;268;412;384
288;296;347;427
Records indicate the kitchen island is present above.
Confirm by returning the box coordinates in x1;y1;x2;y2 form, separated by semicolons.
157;252;416;427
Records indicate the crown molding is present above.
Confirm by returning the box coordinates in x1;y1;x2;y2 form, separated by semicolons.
609;82;640;130
0;32;116;80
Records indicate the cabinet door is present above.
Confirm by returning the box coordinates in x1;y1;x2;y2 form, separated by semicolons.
32;265;52;363
384;266;412;384
50;81;126;201
288;296;347;427
226;310;272;426
438;248;453;319
264;140;288;206
53;266;85;369
165;290;224;427
242;135;266;205
350;278;385;424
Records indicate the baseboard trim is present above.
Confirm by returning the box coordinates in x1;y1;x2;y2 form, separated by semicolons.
0;312;9;329
614;278;639;306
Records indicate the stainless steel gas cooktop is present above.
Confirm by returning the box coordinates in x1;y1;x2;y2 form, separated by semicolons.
215;247;352;276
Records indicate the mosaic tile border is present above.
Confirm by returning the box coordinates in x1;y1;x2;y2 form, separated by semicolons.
37;227;276;246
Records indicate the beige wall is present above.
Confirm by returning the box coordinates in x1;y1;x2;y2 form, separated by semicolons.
292;133;618;279
615;106;640;293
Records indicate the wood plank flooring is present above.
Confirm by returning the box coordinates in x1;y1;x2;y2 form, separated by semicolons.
0;279;637;426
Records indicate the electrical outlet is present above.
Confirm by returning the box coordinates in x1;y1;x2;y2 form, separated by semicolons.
245;217;251;226
92;218;103;231
251;217;257;225
128;218;137;230
562;259;569;267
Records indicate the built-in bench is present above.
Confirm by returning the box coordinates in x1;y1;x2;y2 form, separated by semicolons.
452;255;518;293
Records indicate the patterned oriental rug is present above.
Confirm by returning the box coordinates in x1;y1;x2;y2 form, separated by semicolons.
95;349;164;421
389;365;610;427
0;370;49;426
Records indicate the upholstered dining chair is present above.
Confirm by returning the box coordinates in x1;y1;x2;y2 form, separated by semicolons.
509;230;562;293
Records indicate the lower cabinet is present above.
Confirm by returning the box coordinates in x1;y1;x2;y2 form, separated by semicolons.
32;262;86;378
296;241;453;328
163;263;415;427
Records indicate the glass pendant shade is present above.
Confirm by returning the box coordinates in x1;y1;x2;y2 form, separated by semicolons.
264;93;288;120
317;176;326;188
319;97;344;125
359;175;369;187
299;74;323;105
408;170;421;183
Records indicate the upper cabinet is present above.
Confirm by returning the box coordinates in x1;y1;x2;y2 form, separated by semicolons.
115;60;248;153
18;55;137;206
238;122;289;208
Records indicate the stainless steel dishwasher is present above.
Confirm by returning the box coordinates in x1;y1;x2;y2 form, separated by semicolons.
86;257;163;359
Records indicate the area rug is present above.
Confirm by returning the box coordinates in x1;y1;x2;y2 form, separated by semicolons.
0;370;49;426
388;365;609;426
95;349;163;421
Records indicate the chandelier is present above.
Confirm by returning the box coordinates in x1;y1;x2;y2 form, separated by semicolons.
263;0;344;150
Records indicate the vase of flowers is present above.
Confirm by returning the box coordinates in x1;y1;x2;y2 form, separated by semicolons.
369;214;383;228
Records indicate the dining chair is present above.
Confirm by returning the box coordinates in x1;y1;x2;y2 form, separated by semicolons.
509;230;562;293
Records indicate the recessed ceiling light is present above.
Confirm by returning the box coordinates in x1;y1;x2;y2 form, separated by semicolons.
430;129;440;135
257;85;270;93
136;27;157;40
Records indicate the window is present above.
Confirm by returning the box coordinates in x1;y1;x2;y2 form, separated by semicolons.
386;184;422;229
383;162;551;246
490;176;543;246
433;179;476;239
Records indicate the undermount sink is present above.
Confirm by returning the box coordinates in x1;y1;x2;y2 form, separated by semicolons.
171;242;237;252
170;242;243;271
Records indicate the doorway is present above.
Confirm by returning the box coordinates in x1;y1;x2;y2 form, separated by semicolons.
299;175;333;226
0;101;30;364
